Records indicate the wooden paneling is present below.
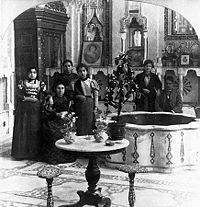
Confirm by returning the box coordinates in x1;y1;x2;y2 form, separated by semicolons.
14;6;69;90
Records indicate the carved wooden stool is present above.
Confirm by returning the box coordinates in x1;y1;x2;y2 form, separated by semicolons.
37;165;61;207
117;164;148;207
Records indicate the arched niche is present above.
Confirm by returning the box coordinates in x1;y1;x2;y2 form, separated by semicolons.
120;12;147;67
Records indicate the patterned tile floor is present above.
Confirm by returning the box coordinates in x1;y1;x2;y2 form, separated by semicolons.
0;140;200;207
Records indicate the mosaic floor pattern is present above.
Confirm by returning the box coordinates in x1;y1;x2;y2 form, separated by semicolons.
0;141;200;207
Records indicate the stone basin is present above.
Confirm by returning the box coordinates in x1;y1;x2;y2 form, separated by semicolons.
105;112;200;173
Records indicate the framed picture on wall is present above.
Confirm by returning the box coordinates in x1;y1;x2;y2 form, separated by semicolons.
81;41;102;66
180;54;190;66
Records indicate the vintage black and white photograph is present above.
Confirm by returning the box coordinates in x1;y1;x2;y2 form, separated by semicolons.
0;0;200;207
82;41;102;65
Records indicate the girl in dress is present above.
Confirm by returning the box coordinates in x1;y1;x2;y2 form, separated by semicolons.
74;63;99;136
40;81;76;164
11;67;46;160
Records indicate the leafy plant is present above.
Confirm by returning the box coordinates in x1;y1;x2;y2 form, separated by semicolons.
104;52;138;122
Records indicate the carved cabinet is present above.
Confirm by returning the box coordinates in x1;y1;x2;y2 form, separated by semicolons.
14;3;70;89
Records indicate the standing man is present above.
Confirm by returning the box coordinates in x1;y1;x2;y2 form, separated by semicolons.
135;59;162;112
155;76;183;113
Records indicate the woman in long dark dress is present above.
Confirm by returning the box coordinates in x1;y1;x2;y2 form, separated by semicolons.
40;81;76;164
74;63;99;136
11;67;46;160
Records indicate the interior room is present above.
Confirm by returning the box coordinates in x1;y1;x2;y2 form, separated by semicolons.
1;0;200;206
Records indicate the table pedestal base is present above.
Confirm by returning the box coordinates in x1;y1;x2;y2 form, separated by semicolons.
59;189;111;207
59;157;111;207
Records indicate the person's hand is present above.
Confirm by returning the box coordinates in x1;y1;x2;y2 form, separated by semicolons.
142;88;150;94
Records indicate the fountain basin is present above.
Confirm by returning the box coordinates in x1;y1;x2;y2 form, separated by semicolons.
105;112;200;173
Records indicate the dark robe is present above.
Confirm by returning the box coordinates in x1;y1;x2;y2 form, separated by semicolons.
40;95;76;164
135;72;162;112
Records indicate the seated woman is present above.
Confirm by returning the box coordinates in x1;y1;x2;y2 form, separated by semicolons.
40;81;76;164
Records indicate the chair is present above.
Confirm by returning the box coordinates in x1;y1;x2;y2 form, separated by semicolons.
37;165;62;207
117;164;148;207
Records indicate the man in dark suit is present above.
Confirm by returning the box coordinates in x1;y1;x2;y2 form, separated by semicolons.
155;76;183;113
135;59;162;112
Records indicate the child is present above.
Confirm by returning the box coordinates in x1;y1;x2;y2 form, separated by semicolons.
11;67;46;160
74;63;99;135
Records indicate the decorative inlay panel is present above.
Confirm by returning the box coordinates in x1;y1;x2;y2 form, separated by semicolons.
166;133;173;165
131;132;139;164
150;132;155;164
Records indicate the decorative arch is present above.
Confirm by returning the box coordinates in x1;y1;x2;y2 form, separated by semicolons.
120;13;147;33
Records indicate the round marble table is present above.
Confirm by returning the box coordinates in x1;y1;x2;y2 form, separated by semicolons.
55;134;129;207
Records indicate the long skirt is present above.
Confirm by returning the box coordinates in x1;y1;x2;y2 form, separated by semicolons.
40;117;76;164
74;97;95;136
11;100;42;160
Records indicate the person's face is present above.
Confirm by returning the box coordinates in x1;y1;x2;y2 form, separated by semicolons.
56;84;65;97
165;80;173;91
90;46;96;52
89;24;94;32
28;68;37;80
166;45;172;53
78;67;88;79
144;63;152;75
63;61;73;74
118;59;123;66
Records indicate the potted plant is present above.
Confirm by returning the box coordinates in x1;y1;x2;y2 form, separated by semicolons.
104;52;138;140
93;113;108;142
